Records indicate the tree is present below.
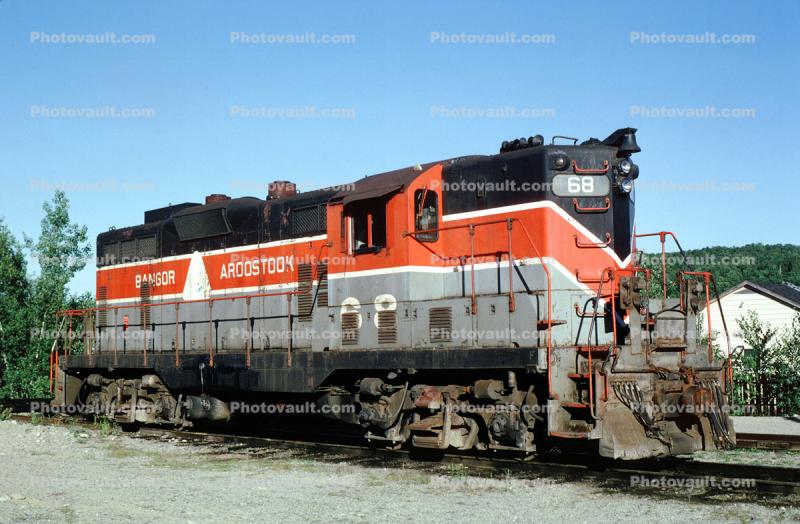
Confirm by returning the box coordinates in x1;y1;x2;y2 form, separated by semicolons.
0;221;31;396
772;315;800;414
637;243;800;300
0;191;91;399
732;310;800;415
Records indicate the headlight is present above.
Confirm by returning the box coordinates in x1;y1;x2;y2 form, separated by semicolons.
551;154;569;170
619;177;634;193
618;159;632;175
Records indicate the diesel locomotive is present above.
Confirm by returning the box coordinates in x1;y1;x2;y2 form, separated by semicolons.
53;128;735;459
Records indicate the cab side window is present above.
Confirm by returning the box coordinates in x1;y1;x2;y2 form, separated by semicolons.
414;189;438;242
347;200;386;254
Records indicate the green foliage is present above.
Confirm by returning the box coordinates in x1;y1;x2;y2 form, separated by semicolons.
637;243;800;299
92;415;118;437
0;221;31;396
731;311;800;415
0;190;91;399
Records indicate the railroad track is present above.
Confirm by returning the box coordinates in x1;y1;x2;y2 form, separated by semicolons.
9;412;800;501
134;427;800;499
736;433;800;451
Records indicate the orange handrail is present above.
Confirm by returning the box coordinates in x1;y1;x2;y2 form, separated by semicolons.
513;219;553;398
407;216;554;397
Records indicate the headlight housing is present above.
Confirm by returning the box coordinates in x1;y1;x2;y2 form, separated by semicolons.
550;153;569;170
616;159;639;180
618;177;634;194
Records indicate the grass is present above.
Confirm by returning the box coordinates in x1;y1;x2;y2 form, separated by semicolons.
0;407;12;421
444;463;469;479
92;415;118;437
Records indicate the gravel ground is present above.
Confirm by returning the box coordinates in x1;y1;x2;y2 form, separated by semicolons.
0;420;799;524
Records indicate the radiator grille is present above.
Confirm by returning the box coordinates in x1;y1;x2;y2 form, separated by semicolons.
291;205;326;236
341;312;360;346
377;310;397;344
296;263;314;321
139;282;151;328
138;235;157;260
97;286;108;327
174;209;231;241
120;239;136;262
429;307;452;342
102;243;118;265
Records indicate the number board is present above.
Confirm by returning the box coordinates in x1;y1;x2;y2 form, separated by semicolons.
551;174;610;197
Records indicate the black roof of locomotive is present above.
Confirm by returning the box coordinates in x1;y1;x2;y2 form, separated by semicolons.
97;128;639;258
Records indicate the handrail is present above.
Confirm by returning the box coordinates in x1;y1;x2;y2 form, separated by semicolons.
576;269;612;285
679;270;733;388
64;218;554;396
61;288;304;314
635;231;732;384
57;288;306;369
575;233;612;249
572;159;609;174
407;216;554;398
408;218;524;315
48;316;67;395
634;231;694;309
513;219;554;399
574;302;601;319
572;197;610;213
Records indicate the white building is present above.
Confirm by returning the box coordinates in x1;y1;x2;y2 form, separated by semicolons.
703;281;800;354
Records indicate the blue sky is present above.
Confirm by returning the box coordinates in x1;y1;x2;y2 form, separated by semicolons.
1;0;798;294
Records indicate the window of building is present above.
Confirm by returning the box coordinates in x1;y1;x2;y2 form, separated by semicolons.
414;188;438;242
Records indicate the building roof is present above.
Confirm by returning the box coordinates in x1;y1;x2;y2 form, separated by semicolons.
714;280;800;311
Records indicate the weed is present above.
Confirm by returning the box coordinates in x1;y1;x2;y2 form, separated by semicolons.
92;415;118;437
445;463;469;479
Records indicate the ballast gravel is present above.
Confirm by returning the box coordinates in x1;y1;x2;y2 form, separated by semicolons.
0;420;797;523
